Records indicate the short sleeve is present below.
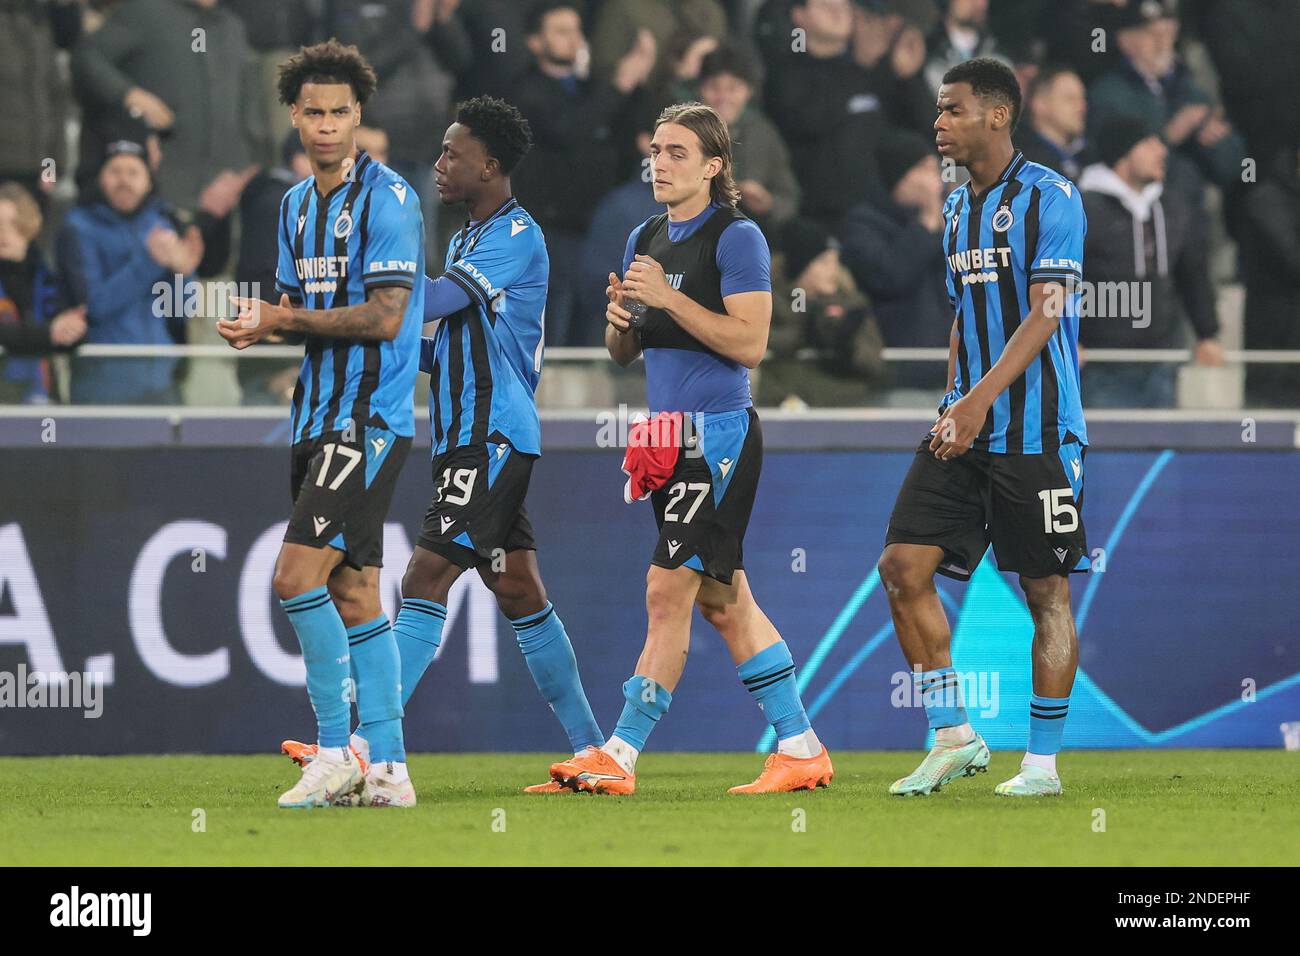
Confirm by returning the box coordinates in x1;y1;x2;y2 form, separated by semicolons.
1028;179;1085;287
360;179;423;292
716;219;771;297
443;215;535;311
275;191;303;305
621;222;646;277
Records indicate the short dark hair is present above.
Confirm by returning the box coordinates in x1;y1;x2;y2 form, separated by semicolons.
942;57;1022;130
455;96;533;175
525;0;578;35
278;39;378;106
1025;63;1079;105
699;44;757;87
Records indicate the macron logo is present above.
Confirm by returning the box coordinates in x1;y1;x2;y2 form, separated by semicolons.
440;516;454;534
389;183;408;205
313;516;330;536
1071;458;1082;481
510;218;528;237
718;457;733;478
667;540;682;558
1048;180;1073;198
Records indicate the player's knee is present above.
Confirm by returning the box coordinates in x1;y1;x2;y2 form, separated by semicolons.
1020;574;1071;615
402;549;456;603
272;563;317;602
493;576;546;620
644;573;691;626
698;595;746;636
877;549;933;601
328;578;377;626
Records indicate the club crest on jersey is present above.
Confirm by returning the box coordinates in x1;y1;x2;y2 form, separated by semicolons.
991;206;1015;233
333;211;354;239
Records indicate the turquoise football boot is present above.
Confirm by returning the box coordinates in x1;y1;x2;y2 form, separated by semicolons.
994;763;1063;796
889;733;990;795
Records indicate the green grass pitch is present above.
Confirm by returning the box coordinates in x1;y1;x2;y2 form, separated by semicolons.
1;750;1296;866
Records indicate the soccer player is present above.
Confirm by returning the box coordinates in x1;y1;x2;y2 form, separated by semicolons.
879;58;1089;797
549;103;833;795
284;96;605;792
217;40;424;808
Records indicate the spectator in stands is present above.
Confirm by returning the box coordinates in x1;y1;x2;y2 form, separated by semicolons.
223;0;314;167
588;0;728;86
923;0;1009;96
0;183;87;403
697;45;800;234
0;0;80;216
764;0;888;228
761;217;885;406
510;1;653;346
72;0;260;210
1077;117;1223;409
575;113;662;343
850;3;934;137
1017;64;1088;181
838;129;950;391
1087;1;1245;195
325;0;469;203
1238;144;1300;407
1202;0;1300;172
56;141;203;405
455;0;545;99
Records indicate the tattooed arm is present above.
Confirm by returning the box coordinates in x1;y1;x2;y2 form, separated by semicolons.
217;287;411;349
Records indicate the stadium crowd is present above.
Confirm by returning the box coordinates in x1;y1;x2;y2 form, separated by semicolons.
1;0;1297;407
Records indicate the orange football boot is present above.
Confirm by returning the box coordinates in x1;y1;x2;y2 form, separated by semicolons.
281;739;370;776
522;780;571;793
728;748;834;793
549;747;636;795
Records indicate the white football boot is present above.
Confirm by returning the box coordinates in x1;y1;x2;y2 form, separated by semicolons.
334;761;417;808
278;747;363;809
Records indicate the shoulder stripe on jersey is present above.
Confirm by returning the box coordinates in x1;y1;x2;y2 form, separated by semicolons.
465;305;493;445
994;180;1026;454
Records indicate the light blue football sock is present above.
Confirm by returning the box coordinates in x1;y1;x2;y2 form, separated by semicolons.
737;641;811;741
280;586;351;749
611;675;672;751
510;603;604;752
1028;693;1070;755
917;666;968;730
347;615;405;763
391;598;446;707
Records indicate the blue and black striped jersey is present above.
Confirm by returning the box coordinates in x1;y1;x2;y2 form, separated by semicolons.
424;197;548;456
943;150;1088;454
275;150;425;444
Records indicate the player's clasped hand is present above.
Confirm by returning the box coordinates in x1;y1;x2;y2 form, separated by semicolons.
217;293;293;350
606;271;632;333
622;254;675;310
929;392;988;460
